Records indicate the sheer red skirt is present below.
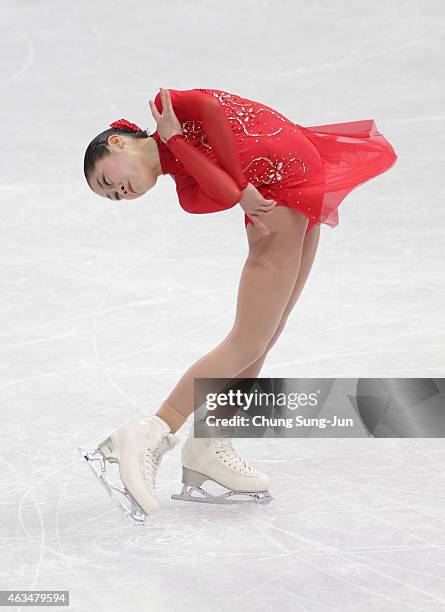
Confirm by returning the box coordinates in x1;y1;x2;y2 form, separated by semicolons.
244;119;398;233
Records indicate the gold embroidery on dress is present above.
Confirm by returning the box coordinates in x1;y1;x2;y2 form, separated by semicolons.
209;90;287;137
182;120;212;149
243;156;307;185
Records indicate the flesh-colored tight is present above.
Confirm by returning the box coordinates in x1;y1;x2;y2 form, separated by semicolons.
156;207;321;433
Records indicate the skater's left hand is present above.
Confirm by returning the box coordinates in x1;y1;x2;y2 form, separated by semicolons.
149;88;183;144
239;183;276;236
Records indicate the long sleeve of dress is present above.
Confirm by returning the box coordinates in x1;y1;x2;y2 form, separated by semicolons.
153;89;249;213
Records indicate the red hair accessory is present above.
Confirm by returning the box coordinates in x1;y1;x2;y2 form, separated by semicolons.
109;119;142;132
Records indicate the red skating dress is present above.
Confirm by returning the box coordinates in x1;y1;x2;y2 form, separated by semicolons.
150;88;398;233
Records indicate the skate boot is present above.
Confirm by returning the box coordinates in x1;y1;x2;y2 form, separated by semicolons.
171;422;272;505
79;415;178;524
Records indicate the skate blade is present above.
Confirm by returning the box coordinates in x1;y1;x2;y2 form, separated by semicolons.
78;447;147;525
171;485;273;505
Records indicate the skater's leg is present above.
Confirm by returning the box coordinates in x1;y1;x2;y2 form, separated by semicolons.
209;223;321;421
156;207;308;431
235;222;321;379
80;215;316;520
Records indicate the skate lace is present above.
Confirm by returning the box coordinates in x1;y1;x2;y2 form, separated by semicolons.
215;438;257;474
142;433;177;486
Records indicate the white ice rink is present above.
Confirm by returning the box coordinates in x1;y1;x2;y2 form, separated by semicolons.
1;0;445;610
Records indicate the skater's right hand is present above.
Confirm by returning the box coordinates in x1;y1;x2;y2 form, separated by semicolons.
239;183;277;236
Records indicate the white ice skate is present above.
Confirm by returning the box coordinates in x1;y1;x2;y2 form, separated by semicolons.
79;415;178;524
171;423;272;505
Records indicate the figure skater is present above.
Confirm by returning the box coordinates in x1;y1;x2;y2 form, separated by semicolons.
80;87;397;523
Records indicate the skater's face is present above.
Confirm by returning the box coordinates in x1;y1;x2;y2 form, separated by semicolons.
88;134;161;201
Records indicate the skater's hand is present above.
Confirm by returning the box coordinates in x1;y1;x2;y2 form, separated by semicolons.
239;183;277;236
149;88;183;144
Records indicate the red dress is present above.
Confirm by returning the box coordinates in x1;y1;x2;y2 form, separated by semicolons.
151;88;398;233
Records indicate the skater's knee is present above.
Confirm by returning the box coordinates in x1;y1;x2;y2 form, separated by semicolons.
228;331;269;364
266;317;288;352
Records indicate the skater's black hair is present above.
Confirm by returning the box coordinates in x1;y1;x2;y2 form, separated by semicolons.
84;125;148;188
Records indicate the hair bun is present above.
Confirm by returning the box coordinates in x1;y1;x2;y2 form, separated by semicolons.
110;119;142;132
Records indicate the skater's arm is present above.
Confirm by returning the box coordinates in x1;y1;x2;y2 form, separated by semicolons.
173;171;240;214
153;88;249;191
166;133;242;210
